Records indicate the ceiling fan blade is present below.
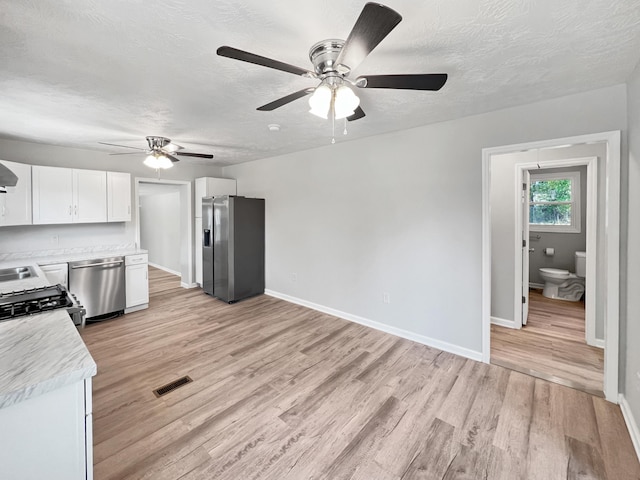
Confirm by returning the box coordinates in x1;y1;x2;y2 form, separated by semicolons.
347;106;366;122
175;152;214;159
335;3;402;73
357;73;448;90
108;152;146;156
257;88;315;111
98;142;147;151
164;143;184;152
217;46;313;77
165;153;180;163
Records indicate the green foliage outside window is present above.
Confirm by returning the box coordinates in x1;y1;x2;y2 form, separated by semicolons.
529;179;572;225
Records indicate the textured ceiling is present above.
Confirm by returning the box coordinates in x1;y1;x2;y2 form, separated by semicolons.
1;0;639;166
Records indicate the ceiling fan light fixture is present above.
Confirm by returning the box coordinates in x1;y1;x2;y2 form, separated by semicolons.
144;153;173;169
334;85;360;120
308;84;332;119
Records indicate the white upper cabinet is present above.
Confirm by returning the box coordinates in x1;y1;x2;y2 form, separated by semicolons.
32;166;75;224
107;172;131;222
194;177;236;218
73;169;107;223
33;166;107;224
0;160;32;226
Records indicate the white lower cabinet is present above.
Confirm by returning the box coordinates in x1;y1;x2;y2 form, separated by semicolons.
125;254;149;312
0;378;93;480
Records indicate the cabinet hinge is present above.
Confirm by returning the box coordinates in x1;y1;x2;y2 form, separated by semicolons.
522;296;526;304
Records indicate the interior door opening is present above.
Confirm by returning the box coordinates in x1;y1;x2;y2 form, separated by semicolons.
482;131;621;402
134;178;194;288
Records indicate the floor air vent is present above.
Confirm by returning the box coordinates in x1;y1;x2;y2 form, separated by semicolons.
153;376;193;397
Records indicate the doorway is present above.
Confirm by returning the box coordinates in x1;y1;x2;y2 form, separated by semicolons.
481;131;621;402
134;178;194;288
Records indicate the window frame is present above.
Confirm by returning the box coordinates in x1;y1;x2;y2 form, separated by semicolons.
529;170;581;233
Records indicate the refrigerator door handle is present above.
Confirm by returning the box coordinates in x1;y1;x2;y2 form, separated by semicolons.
203;229;211;247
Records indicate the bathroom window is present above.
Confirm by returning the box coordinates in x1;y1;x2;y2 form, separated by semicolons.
529;171;581;233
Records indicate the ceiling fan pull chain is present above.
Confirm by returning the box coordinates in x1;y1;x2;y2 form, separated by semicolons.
331;111;336;144
343;118;348;136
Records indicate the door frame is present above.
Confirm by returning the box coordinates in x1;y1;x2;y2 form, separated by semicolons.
134;178;195;288
481;131;620;402
515;157;598;348
521;170;530;326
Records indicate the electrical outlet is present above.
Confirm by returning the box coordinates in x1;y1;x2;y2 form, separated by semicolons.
383;292;390;304
50;235;59;245
291;273;297;282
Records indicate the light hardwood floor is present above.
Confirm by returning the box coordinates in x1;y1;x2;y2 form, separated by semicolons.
80;269;639;479
491;290;604;396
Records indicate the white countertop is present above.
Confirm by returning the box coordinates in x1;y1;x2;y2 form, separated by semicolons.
0;261;99;409
0;246;148;270
0;309;97;409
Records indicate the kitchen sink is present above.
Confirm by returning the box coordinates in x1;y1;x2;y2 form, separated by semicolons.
0;266;36;283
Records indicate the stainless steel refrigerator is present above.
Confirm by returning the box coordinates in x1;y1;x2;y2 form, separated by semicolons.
202;195;265;303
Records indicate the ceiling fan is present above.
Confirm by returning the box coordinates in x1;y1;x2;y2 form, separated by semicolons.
99;136;213;169
217;2;448;123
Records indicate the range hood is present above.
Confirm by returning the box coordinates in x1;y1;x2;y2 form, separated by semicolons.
0;162;18;193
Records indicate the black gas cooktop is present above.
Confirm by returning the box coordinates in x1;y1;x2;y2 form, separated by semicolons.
0;284;74;321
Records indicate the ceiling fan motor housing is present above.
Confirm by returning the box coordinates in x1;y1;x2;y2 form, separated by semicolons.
309;39;346;76
146;136;171;150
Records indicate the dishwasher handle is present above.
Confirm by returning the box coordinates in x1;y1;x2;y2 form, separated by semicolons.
71;260;124;269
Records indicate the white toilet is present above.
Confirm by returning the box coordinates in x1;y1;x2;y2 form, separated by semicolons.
539;251;586;301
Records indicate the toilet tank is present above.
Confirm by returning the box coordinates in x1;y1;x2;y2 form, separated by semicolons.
575;251;586;277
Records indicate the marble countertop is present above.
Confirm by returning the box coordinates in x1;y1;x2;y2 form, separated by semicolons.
0;244;147;408
0;264;51;294
0;309;97;409
0;246;148;269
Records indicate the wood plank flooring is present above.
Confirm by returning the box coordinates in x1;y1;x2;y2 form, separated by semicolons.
80;268;639;479
491;290;604;396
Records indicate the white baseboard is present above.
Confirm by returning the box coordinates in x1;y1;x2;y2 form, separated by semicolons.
619;394;640;463
264;289;483;362
148;262;181;277
181;282;199;289
529;282;544;289
124;304;148;314
491;316;519;329
593;338;605;349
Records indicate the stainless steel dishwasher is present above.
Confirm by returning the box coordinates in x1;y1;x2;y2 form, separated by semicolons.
69;256;126;320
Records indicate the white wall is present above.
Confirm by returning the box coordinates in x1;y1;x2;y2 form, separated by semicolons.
624;61;640;425
139;184;181;273
490;143;606;342
224;84;627;356
0;138;221;254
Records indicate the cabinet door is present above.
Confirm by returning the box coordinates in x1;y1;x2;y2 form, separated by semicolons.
126;263;149;308
195;217;203;285
73;169;107;223
107;172;131;222
206;178;237;197
32;166;74;224
195;177;206;218
0;160;32;226
0;381;86;480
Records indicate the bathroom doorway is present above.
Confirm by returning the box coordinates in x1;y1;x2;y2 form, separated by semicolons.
491;154;602;395
481;131;621;402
